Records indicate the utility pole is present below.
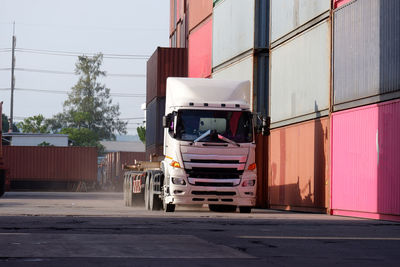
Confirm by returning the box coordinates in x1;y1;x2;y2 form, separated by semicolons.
9;22;16;132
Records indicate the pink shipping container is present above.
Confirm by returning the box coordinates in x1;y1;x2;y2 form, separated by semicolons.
3;146;97;182
334;0;353;9
188;17;212;78
331;99;400;222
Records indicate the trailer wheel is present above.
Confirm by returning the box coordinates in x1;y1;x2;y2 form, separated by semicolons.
149;177;162;211
144;174;150;210
127;175;133;207
239;206;252;213
164;202;175;212
123;176;127;206
209;204;237;212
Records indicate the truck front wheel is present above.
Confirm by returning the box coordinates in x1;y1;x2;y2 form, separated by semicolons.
164;202;175;212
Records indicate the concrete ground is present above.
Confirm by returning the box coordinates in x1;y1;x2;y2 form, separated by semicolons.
0;192;399;266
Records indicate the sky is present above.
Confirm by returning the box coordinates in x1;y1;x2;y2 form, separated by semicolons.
0;0;169;136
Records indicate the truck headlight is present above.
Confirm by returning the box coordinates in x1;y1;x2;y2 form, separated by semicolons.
172;177;186;185
242;180;255;187
170;160;181;168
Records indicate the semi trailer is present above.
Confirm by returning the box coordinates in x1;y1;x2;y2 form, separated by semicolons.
124;77;268;212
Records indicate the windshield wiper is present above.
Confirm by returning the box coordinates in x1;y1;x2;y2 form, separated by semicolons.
194;129;211;143
218;134;240;147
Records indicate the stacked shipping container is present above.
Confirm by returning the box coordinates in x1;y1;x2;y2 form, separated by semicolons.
187;0;213;78
211;0;269;207
331;0;400;221
146;47;187;159
268;0;331;213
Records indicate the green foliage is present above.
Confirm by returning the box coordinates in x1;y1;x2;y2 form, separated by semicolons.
137;126;146;144
38;141;54;147
45;53;127;152
2;114;19;132
16;114;50;133
60;53;127;139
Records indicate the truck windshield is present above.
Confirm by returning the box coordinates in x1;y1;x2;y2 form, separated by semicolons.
175;110;253;143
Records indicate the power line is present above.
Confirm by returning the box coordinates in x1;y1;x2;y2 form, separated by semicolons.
15;48;150;59
0;87;145;97
0;67;146;77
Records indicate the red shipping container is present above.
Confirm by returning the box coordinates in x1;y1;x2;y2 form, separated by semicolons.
3;146;97;182
331;99;400;221
269;117;330;213
187;0;213;32
146;47;188;104
334;0;353;9
188;17;212;78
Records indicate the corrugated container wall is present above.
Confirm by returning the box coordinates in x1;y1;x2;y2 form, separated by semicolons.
212;0;269;69
3;146;97;182
188;17;212;78
269;117;330;213
146;97;166;158
187;0;213;32
270;19;330;128
146;47;188;104
270;0;331;46
331;99;400;222
333;0;400;111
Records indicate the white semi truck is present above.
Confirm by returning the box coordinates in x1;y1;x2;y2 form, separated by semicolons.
124;78;267;213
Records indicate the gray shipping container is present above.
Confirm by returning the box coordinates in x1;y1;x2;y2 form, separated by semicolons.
333;0;400;111
213;52;269;116
270;0;331;47
146;97;166;154
212;0;269;69
270;19;330;128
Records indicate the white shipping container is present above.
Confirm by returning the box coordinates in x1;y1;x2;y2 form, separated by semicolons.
270;0;330;45
212;0;255;68
213;54;254;110
270;19;330;127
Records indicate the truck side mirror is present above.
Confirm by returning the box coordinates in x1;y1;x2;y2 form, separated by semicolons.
262;116;271;136
162;114;171;128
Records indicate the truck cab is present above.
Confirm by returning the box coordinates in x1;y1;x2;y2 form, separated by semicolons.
161;78;257;213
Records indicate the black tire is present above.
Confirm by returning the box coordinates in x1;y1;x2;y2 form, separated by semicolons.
209;204;237;213
149;177;162;211
0;177;5;198
164;202;175;212
239;206;252;213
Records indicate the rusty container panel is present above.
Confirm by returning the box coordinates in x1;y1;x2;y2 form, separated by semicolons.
3;146;97;182
115;152;147;178
146;47;188;104
187;0;213;32
269;117;330;213
255;134;268;208
331;99;400;219
170;0;175;35
188;17;212;78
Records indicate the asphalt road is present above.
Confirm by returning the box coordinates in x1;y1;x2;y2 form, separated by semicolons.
0;192;399;266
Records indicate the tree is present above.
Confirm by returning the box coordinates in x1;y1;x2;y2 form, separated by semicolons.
16;114;50;133
48;53;127;148
2;114;19;133
137;125;146;144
